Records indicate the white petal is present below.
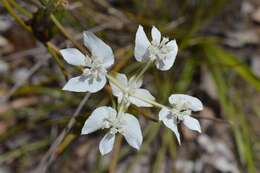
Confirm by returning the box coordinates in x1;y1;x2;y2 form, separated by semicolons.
99;132;115;155
120;113;143;150
130;89;155;107
62;76;89;92
81;106;116;135
110;73;128;100
183;116;201;133
60;48;89;66
134;25;150;62
86;73;107;93
63;72;107;93
158;107;169;121
155;40;178;71
155;55;175;71
151;26;161;45
169;94;203;111
159;108;181;144
167;39;178;51
83;31;114;68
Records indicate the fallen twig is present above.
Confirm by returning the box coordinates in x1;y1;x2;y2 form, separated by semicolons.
32;93;91;173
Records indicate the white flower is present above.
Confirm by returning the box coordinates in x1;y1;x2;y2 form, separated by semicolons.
110;73;155;107
159;94;203;144
134;25;178;71
81;106;143;155
60;31;114;93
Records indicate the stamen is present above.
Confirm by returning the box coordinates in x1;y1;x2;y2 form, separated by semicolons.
79;74;89;82
110;127;118;135
147;37;173;68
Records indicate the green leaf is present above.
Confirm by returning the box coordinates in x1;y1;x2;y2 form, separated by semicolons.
204;46;257;173
203;44;260;90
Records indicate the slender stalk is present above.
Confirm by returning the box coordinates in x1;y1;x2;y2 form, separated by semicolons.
47;42;69;80
117;98;129;115
34;93;91;173
132;93;167;109
6;0;87;58
124;124;160;173
134;60;153;82
50;14;87;54
1;0;32;32
107;73;230;123
109;135;123;173
107;73;167;109
9;0;33;18
166;131;177;173
151;131;167;173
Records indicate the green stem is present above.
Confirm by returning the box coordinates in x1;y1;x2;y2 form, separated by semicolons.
107;73;229;123
9;0;33;18
107;73;167;109
134;60;153;82
132;93;166;109
50;14;87;54
1;0;32;32
47;42;69;80
117;97;129;117
109;135;123;173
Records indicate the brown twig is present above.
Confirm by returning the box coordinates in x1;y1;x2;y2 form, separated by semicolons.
32;93;91;173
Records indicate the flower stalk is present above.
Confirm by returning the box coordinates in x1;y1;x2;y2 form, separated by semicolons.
107;73;167;109
134;60;153;82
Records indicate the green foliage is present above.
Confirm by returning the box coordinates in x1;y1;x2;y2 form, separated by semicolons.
202;43;257;173
203;44;260;90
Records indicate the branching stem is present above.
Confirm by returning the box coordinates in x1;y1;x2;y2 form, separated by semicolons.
107;74;230;124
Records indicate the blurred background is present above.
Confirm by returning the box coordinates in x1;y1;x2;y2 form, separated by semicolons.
0;0;260;172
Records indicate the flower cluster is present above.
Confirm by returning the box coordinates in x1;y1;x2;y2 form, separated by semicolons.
60;25;203;155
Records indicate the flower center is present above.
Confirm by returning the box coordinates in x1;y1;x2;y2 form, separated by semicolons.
103;115;125;134
90;58;107;75
148;37;173;61
166;102;192;123
78;57;107;84
120;84;136;105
